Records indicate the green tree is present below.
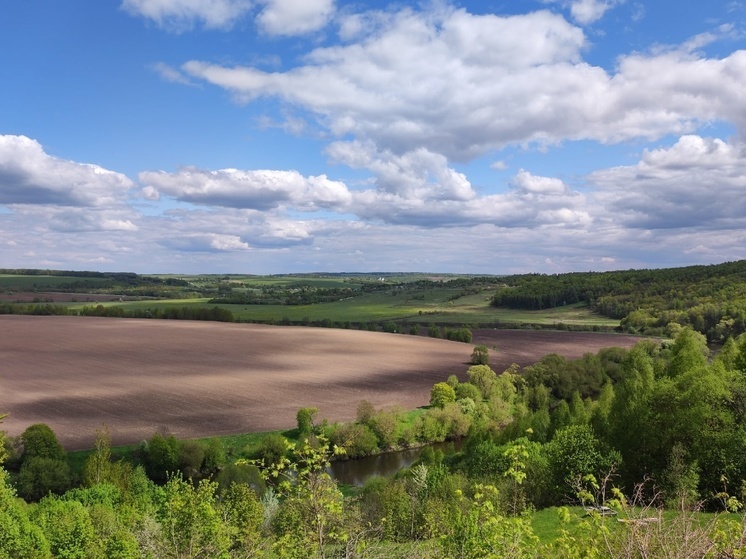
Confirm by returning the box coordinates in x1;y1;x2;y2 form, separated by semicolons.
268;437;347;559
222;482;264;554
668;327;709;378
216;463;265;496
84;425;112;487
545;425;619;504
470;345;490;365
328;422;378;458
430;382;457;409
18;457;72;501
256;433;289;469
158;474;232;559
31;497;95;559
0;467;50;558
296;407;319;439
355;400;375;425
145;432;179;482
0;412;7;465
467;365;497;399
20;423;65;462
178;440;205;479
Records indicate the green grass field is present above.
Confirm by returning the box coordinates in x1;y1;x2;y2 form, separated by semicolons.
62;292;617;328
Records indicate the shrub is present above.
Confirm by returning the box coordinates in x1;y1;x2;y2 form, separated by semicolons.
329;423;379;458
256;433;289;469
445;328;473;343
470;344;490;365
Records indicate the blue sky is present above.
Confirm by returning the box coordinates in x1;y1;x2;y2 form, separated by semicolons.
1;0;745;274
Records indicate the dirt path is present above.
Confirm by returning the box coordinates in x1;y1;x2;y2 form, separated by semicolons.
0;316;644;449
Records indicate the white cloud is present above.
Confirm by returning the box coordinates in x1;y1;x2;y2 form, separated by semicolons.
589;135;746;229
151;62;194;85
182;6;746;161
139;167;351;211
0;135;134;208
162;233;250;252
327;141;475;201
256;0;335;36
121;0;252;30
569;0;621;25
511;169;568;195
541;0;623;25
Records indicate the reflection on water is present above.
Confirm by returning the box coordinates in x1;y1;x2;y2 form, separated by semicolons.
328;440;462;486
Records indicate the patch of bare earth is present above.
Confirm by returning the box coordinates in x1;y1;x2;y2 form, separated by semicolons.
0;316;644;450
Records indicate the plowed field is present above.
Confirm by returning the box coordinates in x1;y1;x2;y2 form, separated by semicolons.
0;316;644;449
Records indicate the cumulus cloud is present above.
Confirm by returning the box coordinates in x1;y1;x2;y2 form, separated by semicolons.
326;141;475;201
566;0;623;25
181;5;746;161
161;233;250;252
139;167;351;211
256;0;335;36
589;135;746;229
511;169;569;195
0;135;134;207
121;0;252;30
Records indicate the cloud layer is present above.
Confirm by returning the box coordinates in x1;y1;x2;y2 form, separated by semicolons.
3;2;746;273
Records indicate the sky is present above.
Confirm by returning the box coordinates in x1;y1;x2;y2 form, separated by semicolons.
1;0;745;275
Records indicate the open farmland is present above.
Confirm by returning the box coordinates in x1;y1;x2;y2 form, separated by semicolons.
0;316;645;450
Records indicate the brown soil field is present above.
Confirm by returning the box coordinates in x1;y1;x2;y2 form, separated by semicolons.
0;316;645;450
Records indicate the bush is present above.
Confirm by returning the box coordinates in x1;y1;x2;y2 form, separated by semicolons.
382;321;399;333
216;463;265;496
256;433;289;468
445;328;473;343
329;423;379;458
470;345;490;365
178;440;205;479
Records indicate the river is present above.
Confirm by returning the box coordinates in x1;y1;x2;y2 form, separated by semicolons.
328;440;462;486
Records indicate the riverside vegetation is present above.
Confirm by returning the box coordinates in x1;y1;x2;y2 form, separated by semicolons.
3;327;746;557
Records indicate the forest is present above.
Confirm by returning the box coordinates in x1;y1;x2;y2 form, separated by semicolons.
2;328;746;558
491;260;746;341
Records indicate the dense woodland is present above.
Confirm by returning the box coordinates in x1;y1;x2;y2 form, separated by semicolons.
3;328;746;557
491;260;746;341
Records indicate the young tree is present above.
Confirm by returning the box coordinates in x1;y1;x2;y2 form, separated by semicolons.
266;437;347;558
296;407;319;439
158;475;232;558
430;382;457;409
83;425;112;487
